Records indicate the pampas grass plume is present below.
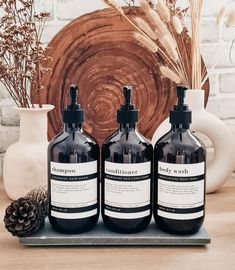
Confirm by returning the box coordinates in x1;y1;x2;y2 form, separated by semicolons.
160;66;182;84
134;32;159;53
133;17;157;40
226;9;235;27
103;0;125;16
172;16;183;34
157;0;171;23
160;35;179;62
216;6;226;25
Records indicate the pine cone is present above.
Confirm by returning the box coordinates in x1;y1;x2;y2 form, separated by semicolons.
4;197;45;237
25;186;48;216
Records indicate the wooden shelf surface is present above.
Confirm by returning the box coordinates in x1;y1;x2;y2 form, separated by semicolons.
0;177;235;270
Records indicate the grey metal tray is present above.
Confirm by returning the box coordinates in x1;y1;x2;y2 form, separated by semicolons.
19;219;211;246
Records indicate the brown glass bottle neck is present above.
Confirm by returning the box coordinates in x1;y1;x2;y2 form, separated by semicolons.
119;123;136;131
171;124;190;130
65;123;83;132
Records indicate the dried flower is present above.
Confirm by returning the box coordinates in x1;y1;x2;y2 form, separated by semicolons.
226;9;235;27
133;32;159;53
133;17;157;40
103;0;125;16
103;0;199;88
216;6;226;25
157;0;171;23
139;0;151;13
172;16;183;34
0;0;51;108
160;66;182;84
144;8;166;37
159;35;178;62
140;5;176;47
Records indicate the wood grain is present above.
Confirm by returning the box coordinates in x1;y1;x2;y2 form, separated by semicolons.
39;7;209;144
0;177;235;270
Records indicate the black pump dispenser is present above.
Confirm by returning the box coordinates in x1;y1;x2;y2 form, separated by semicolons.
48;83;100;234
102;84;153;234
154;85;206;235
117;85;138;124
63;84;84;124
170;85;192;126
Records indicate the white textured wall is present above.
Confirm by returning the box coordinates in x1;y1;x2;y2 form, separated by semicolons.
0;0;235;175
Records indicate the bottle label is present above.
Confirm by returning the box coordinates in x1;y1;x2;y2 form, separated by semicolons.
157;161;205;220
104;161;151;219
50;161;97;219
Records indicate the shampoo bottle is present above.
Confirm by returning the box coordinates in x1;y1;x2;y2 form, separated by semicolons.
48;84;99;234
154;85;206;234
102;85;153;233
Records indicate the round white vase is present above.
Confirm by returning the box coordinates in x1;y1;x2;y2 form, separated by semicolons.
3;105;54;200
152;89;235;193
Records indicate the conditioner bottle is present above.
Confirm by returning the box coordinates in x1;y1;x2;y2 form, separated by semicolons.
102;85;153;233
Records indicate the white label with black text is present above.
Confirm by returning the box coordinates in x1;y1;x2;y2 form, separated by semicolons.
104;161;151;219
157;162;205;220
50;161;97;219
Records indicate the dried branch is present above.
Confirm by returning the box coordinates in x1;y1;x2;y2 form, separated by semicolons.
0;0;51;108
103;0;211;89
190;0;203;89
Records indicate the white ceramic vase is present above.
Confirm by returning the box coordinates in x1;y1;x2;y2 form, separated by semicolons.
3;105;54;200
152;89;235;193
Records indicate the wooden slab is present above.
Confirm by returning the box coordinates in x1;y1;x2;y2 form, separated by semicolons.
19;219;211;246
38;7;210;144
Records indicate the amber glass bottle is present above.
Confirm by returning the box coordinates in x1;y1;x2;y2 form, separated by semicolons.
48;85;99;234
102;85;153;233
154;86;206;234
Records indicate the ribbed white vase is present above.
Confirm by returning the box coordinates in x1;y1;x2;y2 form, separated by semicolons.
152;89;235;193
3;105;54;200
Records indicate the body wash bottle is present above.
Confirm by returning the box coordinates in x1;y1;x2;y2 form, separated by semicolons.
102;85;153;233
154;86;206;234
48;85;99;234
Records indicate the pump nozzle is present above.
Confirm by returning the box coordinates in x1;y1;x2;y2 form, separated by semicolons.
117;85;138;124
70;84;78;106
63;84;84;124
123;85;132;107
169;85;191;126
177;85;187;107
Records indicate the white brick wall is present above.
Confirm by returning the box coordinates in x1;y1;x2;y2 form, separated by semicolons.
0;0;235;174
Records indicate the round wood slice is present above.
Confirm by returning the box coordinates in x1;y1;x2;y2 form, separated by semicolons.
39;7;209;144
